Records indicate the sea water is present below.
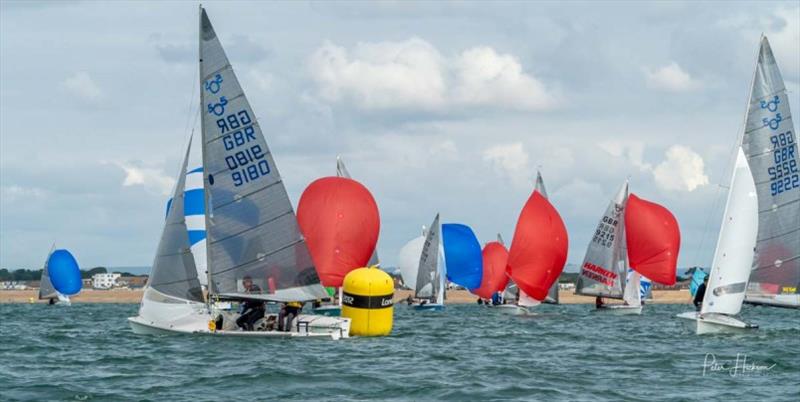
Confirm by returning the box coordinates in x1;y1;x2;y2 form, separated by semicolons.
0;303;797;401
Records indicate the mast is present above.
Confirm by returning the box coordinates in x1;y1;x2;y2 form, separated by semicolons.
199;5;213;303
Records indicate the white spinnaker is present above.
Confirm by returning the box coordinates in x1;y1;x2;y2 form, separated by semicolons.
702;149;758;315
398;235;426;291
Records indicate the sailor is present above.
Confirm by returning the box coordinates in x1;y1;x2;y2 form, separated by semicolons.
491;292;501;306
278;301;303;332
595;296;605;309
694;276;708;311
477;298;483;305
236;276;265;331
406;295;414;305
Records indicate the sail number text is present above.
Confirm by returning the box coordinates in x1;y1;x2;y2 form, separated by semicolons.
767;130;799;196
217;110;271;187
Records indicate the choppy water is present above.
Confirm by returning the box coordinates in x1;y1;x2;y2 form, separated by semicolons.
0;303;798;401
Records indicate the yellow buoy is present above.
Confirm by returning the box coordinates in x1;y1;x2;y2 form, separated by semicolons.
341;267;393;336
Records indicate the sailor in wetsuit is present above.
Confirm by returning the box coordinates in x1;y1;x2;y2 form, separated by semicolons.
694;276;708;311
236;276;265;331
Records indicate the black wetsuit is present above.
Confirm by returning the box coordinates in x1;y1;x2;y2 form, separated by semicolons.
236;285;265;331
694;283;707;311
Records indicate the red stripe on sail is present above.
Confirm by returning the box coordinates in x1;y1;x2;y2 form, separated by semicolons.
473;241;509;299
297;177;380;287
624;193;680;285
507;191;569;301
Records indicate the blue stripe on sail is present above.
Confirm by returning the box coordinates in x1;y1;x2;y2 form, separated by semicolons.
184;189;205;216
188;167;204;174
442;223;483;290
188;230;206;245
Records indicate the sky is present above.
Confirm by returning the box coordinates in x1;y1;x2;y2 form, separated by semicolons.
1;1;798;271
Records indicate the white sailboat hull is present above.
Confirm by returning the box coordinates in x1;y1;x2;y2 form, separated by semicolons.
411;302;445;311
676;311;758;335
129;313;351;339
595;305;642;315
494;304;531;315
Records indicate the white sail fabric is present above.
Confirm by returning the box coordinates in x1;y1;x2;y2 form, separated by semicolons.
416;214;442;301
199;9;327;302
741;37;800;308
544;281;559;304
702;149;758;315
38;246;58;300
576;181;629;298
336;155;379;267
146;141;204;303
398;235;425;290
622;270;642;307
535;171;548;197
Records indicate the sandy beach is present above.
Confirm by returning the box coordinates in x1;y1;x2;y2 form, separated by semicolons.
1;288;692;305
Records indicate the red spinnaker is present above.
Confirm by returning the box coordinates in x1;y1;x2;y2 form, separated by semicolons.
507;191;568;300
297;177;380;287
624;193;680;285
473;242;510;299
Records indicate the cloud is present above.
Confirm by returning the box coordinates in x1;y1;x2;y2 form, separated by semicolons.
644;62;702;92
483;142;531;188
598;141;652;171
112;162;175;196
653;145;709;192
766;7;800;77
0;185;47;203
308;38;558;112
61;72;103;101
247;69;274;92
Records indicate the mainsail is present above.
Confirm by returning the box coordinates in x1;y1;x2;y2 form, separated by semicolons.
416;214;443;302
741;36;800;308
38;246;58;300
702;149;758;315
336;156;380;267
199;9;327;302
575;182;628;298
145;141;204;303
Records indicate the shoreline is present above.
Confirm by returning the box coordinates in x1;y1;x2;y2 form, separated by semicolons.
0;288;692;305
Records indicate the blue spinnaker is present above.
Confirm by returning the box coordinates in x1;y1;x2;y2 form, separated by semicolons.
442;223;483;290
48;249;82;296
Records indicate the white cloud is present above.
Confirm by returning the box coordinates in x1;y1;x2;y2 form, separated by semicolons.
644;62;702;92
451;46;559;110
1;185;48;203
112;162;175;196
653;145;709;192
61;72;103;101
483;142;531;188
767;7;800;77
248;69;274;92
308;38;558;111
598;140;652;171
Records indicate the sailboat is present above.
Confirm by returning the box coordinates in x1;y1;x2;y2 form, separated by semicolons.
576;181;680;315
129;7;351;339
473;234;510;302
39;247;82;305
397;214;447;311
442;223;484;294
677;36;799;333
504;171;569;315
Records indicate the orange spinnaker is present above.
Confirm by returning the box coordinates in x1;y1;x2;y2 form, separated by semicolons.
624;193;680;285
297;177;380;287
507;191;568;301
473;242;509;299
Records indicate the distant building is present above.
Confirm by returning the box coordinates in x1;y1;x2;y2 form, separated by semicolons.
93;273;121;289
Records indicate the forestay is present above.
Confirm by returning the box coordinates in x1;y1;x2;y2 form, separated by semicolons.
575;182;628;298
741;36;800;308
199;10;327;302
